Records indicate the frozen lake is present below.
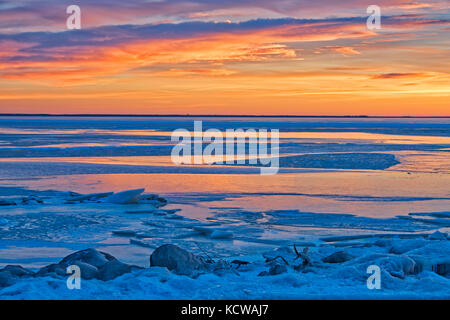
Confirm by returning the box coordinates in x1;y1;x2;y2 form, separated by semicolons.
0;116;449;269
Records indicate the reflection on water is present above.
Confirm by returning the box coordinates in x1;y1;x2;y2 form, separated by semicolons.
6;171;449;218
0;116;448;220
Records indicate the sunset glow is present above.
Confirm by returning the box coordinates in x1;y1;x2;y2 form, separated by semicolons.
0;0;449;115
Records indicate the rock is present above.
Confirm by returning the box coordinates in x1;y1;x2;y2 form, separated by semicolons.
209;230;233;239
0;265;34;277
71;261;99;280
0;200;16;206
36;263;66;277
98;260;134;281
106;188;145;204
0;271;16;288
258;264;288;277
428;231;448;240
58;248;116;268
231;260;250;269
192;226;214;235
322;251;354;263
269;264;288;275
150;244;209;276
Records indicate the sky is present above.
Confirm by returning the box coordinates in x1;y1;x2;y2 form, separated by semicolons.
0;0;449;116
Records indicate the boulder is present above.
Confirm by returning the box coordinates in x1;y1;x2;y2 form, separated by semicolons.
269;264;288;275
0;200;16;206
58;248;116;268
0;265;34;277
98;260;134;281
322;251;354;263
150;244;209;276
71;261;99;280
36;263;66;277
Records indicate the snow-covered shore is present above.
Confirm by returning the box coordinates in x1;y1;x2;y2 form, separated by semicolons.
0;188;449;300
0;237;449;300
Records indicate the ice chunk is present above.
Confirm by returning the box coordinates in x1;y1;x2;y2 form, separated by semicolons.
106;188;145;204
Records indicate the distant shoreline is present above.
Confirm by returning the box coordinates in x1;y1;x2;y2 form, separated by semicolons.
0;114;449;118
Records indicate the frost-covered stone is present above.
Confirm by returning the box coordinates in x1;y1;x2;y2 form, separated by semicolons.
150;244;209;276
322;251;354;263
0;200;16;206
98;260;135;281
36;263;66;278
0;265;34;277
71;261;99;280
59;248;116;268
269;264;288;275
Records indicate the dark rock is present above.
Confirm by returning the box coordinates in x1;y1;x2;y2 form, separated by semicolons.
269;264;288;275
71;261;99;280
231;260;250;268
36;263;66;277
1;265;34;277
322;251;354;263
59;248;116;268
150;244;209;276
0;200;16;206
98;260;133;281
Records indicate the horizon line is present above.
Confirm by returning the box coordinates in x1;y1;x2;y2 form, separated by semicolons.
0;113;449;118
